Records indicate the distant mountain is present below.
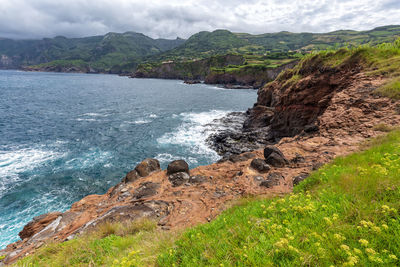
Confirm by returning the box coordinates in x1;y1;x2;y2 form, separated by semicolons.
0;32;185;72
147;25;400;62
1;25;399;73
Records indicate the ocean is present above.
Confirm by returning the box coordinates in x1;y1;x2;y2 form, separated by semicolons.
0;70;256;248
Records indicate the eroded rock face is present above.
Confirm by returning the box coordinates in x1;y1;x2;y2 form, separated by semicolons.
167;160;189;175
169;172;190;187
18;212;62;240
135;158;161;177
244;55;363;138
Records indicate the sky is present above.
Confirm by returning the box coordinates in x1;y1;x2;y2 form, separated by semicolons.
0;0;399;40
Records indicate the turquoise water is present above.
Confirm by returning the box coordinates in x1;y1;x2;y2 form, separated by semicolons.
0;70;257;248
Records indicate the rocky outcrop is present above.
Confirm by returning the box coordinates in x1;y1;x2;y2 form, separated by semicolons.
123;158;161;183
244;53;365;137
133;54;245;80
167;160;189;175
204;60;299;89
18;212;62;240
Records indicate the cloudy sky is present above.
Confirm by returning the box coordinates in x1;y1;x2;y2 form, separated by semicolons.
0;0;399;39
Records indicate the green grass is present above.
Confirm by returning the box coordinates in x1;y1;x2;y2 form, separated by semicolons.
16;219;179;267
374;78;400;99
158;131;400;266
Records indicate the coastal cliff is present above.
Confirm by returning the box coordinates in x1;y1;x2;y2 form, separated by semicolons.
2;45;400;265
133;54;245;81
133;54;298;89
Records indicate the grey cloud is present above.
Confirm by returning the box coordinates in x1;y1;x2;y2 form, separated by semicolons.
0;0;398;39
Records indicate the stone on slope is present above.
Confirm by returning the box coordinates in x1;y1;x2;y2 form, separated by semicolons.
169;172;190;187
167;160;189;175
135;158;161;177
250;158;271;173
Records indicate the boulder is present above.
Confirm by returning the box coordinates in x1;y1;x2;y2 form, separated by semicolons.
250;158;271;173
264;146;288;167
263;145;285;159
265;152;288;167
169;172;190;187
123;169;140;183
167;160;189;175
135;158;160;177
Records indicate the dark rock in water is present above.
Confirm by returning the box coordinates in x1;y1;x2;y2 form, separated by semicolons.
169;172;190;187
123;169;140;183
264;146;288;167
135;158;160;177
250;158;271;173
132;182;160;199
224;84;255;89
293;173;309;186
206;112;274;157
189;175;208;184
167;160;189;175
184;80;201;84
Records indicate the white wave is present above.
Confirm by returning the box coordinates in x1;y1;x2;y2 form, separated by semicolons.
64;150;112;170
80;112;108;117
133;119;151;124
0;147;64;194
76;118;97;122
155;153;199;165
149;114;158;118
157;110;231;162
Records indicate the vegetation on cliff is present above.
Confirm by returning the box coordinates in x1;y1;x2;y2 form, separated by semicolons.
158;131;400;266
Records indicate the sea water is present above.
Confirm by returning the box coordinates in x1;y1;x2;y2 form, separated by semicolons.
0;70;256;248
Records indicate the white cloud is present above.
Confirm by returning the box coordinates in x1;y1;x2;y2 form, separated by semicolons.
0;0;399;39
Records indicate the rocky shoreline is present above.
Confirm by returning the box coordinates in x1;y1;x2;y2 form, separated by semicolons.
2;52;400;265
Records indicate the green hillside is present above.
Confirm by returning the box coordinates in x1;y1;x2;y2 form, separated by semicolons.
0;32;185;72
1;25;400;74
144;25;400;63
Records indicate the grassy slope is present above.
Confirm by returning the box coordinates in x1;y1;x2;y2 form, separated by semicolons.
14;131;400;267
158;131;400;266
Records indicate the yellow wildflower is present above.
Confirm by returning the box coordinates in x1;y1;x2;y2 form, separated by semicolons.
365;248;376;255
358;239;369;246
381;224;388;230
389;254;398;260
353;248;362;255
340;244;350;251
